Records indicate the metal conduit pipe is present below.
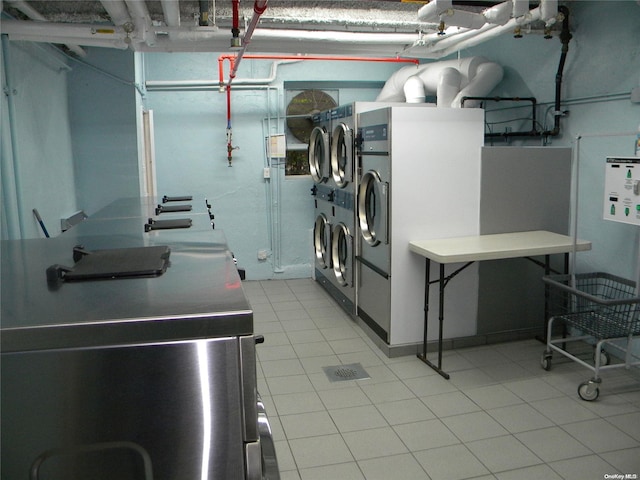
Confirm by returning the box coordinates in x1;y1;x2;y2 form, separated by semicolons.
6;0;86;56
220;53;419;86
1;35;25;238
146;59;299;91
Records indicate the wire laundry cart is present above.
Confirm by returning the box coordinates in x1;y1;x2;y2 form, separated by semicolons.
540;272;640;401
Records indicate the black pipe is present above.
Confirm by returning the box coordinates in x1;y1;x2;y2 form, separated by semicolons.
469;6;572;141
199;0;209;26
461;96;538;134
546;5;572;137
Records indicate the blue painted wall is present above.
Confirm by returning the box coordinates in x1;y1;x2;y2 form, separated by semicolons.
140;54;401;279
1;39;77;239
67;48;140;216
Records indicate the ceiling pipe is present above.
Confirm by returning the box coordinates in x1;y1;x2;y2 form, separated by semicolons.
199;0;210;26
254;28;419;45
229;0;268;83
425;6;543;58
160;0;181;28
220;53;418;87
0;20;129;49
99;0;132;26
401;22;500;58
5;0;86;56
124;0;155;47
146;59;300;90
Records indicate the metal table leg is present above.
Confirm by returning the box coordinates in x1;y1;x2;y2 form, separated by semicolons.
417;259;450;379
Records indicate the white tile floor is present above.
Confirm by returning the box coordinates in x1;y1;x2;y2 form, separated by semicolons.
245;278;640;480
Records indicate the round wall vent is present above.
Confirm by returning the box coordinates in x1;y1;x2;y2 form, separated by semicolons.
286;89;337;144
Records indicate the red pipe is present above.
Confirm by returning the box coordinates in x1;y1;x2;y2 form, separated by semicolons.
219;53;419;86
230;0;269;81
232;0;240;39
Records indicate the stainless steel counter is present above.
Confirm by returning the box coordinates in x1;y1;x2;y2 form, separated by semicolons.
1;230;252;352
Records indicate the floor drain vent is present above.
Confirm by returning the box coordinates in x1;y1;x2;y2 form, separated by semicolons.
322;363;370;382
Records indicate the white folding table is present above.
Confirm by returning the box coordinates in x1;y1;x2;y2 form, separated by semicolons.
409;230;592;379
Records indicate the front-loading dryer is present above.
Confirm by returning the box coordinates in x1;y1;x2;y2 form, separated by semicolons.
308;110;332;186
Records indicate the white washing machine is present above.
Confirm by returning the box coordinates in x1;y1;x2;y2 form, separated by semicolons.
356;106;485;347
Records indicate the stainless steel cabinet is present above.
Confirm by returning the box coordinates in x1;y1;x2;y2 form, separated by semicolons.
2;198;277;479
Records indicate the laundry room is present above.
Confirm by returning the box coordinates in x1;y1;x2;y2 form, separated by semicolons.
2;1;640;479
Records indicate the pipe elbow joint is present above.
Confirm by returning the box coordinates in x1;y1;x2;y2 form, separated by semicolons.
403;75;427;103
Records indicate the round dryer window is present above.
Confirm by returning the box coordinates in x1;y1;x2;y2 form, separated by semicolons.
313;213;331;268
358;170;388;246
331;223;352;286
309;126;330;183
331;123;354;188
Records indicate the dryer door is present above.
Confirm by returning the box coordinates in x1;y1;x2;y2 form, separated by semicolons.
358;170;388;246
313;213;331;268
308;126;330;183
331;123;353;188
331;223;353;286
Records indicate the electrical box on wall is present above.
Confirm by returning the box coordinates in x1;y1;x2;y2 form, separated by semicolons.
603;157;640;226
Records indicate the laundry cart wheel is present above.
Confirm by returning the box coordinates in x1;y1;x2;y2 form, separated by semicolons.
578;380;600;401
540;351;552;371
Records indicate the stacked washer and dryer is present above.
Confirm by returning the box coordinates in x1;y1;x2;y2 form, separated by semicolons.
356;106;485;348
311;102;399;315
311;102;486;350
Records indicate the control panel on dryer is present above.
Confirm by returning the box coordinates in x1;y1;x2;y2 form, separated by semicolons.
603;157;640;226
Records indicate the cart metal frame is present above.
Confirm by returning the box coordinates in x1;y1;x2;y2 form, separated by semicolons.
541;272;640;401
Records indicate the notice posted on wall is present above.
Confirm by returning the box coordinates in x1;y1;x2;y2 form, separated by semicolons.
268;134;286;159
604;157;640;226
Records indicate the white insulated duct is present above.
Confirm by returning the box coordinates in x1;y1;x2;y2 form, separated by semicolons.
160;0;181;27
100;0;132;26
253;28;418;45
6;0;86;56
0;20;130;49
376;56;504;108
